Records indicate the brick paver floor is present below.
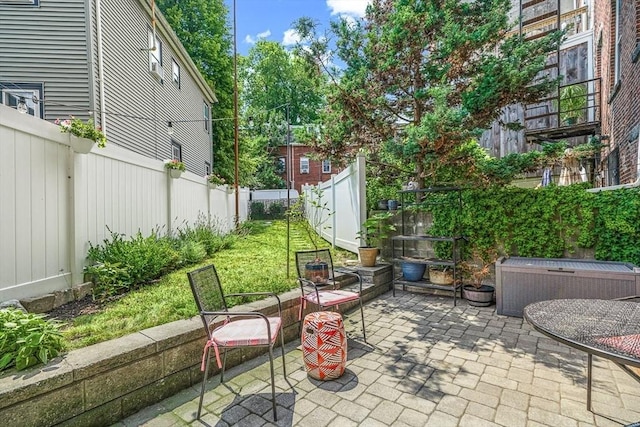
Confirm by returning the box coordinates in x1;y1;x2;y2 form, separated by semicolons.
115;290;640;426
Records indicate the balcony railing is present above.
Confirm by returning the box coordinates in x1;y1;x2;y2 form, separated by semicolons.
524;78;601;141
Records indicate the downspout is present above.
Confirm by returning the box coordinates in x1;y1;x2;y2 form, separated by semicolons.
96;0;107;134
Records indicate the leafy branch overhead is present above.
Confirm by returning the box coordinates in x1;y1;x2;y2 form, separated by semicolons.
294;0;564;188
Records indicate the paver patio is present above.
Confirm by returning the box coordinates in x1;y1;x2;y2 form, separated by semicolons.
115;290;640;426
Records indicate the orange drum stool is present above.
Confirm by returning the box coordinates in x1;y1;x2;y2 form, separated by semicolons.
301;311;347;380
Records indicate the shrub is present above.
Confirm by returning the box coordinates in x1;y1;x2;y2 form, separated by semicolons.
87;228;179;297
0;309;65;371
84;262;131;299
175;215;233;256
250;201;267;219
179;241;207;265
268;202;286;218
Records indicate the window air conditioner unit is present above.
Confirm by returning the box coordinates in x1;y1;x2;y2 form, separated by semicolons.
301;166;309;174
150;62;163;81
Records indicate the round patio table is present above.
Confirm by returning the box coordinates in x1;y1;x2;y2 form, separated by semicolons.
524;298;640;411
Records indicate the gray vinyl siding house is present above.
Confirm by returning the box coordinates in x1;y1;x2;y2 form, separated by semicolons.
0;0;216;176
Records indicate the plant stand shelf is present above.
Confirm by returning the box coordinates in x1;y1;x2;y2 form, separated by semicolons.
391;187;465;306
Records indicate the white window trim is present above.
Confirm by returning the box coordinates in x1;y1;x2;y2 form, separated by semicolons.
0;0;39;5
148;29;163;80
171;59;180;88
613;0;622;85
203;102;210;132
1;84;42;117
322;159;331;174
300;157;310;174
171;140;182;162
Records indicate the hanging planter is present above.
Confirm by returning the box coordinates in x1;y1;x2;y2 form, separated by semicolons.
164;159;185;179
68;135;95;154
56;116;106;153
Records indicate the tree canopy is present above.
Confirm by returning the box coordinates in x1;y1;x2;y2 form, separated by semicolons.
156;0;235;182
295;0;563;188
239;41;327;188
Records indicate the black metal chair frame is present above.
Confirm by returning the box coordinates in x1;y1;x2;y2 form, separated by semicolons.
295;248;367;342
187;264;287;421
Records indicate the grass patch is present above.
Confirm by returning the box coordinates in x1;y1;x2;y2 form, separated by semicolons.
62;220;357;349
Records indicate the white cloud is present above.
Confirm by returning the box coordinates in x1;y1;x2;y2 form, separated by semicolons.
257;30;272;39
244;30;272;45
326;0;370;17
282;28;301;46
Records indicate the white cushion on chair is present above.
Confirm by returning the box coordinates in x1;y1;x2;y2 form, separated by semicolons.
212;317;282;347
305;290;360;306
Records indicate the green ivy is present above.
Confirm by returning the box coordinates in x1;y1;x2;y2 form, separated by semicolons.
425;185;640;266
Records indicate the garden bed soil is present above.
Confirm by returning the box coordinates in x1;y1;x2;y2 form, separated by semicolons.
45;295;120;322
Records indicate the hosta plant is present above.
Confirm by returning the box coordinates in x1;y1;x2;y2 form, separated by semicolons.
0;308;65;372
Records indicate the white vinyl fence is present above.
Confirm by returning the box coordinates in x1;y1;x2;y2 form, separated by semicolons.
0;105;248;301
302;153;366;254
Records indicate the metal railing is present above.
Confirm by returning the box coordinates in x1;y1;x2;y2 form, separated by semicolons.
524;77;601;134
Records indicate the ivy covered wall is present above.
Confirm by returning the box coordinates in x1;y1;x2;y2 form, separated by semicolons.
384;185;640;267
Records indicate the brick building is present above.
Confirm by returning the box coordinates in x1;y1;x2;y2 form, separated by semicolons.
593;0;640;185
275;144;342;194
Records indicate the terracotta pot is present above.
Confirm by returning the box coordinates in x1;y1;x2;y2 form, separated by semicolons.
358;247;378;267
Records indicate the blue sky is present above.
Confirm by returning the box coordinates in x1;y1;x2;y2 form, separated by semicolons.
224;0;371;56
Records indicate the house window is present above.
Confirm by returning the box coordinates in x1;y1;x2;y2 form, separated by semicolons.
0;83;43;117
148;29;163;78
203;102;210;132
277;157;285;174
171;59;180;88
0;0;39;5
613;0;622;86
322;160;331;174
300;157;310;174
204;161;211;176
171;140;182;162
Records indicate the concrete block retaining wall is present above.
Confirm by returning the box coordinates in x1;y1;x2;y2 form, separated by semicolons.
0;265;391;427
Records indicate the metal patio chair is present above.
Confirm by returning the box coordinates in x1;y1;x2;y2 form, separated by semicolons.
187;264;287;421
295;248;367;341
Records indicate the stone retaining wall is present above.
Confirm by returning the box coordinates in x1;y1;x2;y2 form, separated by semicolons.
0;265;392;427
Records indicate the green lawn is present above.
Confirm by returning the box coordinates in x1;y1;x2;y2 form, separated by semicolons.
63;220;357;349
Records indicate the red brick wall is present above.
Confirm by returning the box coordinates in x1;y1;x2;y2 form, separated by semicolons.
594;0;640;184
276;145;343;193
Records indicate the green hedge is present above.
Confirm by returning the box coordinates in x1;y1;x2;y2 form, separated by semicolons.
424;185;640;265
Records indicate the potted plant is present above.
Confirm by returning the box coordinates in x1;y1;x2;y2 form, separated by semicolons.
356;211;396;267
164;159;186;178
55;116;107;153
428;265;454;285
461;249;498;307
206;174;226;189
559;83;587;125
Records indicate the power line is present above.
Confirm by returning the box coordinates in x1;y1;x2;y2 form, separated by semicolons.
0;81;232;124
